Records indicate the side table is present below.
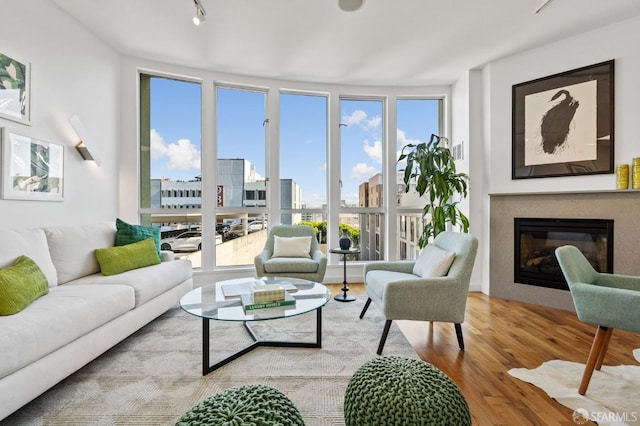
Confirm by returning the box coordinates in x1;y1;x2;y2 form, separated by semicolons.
330;248;361;302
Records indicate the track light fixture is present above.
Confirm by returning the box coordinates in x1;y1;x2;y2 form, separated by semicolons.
193;0;206;25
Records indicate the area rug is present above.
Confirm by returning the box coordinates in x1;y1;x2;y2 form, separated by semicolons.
508;349;640;426
5;296;417;425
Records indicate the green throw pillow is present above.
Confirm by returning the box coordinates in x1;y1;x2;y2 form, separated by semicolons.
0;256;49;316
115;218;161;258
95;238;161;276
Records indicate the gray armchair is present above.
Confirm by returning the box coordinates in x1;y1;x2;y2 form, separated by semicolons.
360;231;478;355
254;225;327;283
555;245;640;395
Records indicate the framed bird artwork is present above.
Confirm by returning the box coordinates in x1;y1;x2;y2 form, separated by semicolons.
511;60;614;179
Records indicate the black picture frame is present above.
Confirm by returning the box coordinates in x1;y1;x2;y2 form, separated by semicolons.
512;60;614;179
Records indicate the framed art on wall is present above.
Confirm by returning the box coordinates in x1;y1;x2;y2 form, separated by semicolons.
512;60;614;179
1;128;64;201
0;51;31;125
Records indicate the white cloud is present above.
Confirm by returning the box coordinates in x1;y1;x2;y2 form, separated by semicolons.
367;116;382;128
150;129;169;159
305;193;327;208
363;139;383;164
320;162;327;171
167;139;201;170
342;110;367;126
150;129;201;171
396;128;423;168
342;191;359;207
341;110;382;130
397;128;423;148
351;162;378;182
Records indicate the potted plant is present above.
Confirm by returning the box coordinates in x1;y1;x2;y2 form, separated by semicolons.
398;133;470;248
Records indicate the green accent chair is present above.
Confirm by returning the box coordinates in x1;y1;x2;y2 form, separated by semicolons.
555;245;640;395
344;356;471;426
176;384;305;425
360;231;478;354
254;225;327;282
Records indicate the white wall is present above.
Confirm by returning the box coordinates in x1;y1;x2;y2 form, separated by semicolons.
451;72;476;291
0;0;120;230
486;14;640;195
474;14;640;297
452;70;487;292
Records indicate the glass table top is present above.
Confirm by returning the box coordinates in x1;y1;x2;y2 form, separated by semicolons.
180;277;331;321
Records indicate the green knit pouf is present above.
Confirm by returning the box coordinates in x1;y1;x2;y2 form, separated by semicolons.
344;356;471;426
176;384;305;426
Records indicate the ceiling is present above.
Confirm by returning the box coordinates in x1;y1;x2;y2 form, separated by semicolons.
51;0;640;86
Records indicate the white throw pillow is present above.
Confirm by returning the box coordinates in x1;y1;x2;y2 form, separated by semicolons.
412;243;456;278
45;222;116;284
272;236;312;259
0;228;58;287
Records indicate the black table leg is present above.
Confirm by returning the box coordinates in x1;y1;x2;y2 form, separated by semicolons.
334;253;356;302
201;308;323;375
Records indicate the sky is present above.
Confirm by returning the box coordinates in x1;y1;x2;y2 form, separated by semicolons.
149;77;440;208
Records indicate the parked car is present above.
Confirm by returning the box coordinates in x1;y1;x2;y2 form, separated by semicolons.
247;221;266;233
216;223;230;236
226;223;246;239
160;231;202;252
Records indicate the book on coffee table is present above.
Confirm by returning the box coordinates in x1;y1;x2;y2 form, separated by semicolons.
222;280;298;299
241;291;296;311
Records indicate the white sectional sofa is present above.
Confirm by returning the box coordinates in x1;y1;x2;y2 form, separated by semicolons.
0;222;193;420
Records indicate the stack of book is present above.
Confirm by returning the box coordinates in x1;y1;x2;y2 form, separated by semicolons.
241;284;296;311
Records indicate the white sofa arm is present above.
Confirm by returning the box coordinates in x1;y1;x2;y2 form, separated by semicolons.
160;250;175;262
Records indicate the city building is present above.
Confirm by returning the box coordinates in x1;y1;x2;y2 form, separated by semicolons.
151;159;302;230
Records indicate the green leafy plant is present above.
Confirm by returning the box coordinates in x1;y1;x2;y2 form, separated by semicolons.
398;134;470;248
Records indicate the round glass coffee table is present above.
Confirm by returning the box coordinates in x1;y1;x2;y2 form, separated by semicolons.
180;277;331;375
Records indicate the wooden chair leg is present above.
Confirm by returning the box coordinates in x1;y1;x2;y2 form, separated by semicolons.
595;327;613;370
455;323;465;350
377;320;392;355
359;298;372;319
579;326;610;395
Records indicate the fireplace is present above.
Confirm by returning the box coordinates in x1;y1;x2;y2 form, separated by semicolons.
514;218;613;290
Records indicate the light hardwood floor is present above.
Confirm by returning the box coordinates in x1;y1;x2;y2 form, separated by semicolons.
325;283;639;426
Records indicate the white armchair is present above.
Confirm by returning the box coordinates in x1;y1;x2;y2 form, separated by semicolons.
360;231;478;354
254;225;327;283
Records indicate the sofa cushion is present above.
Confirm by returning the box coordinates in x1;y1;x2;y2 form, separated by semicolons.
0;284;135;379
64;258;192;307
264;257;319;273
412;244;456;278
0;228;58;287
272;236;312;259
95;238;161;276
115;218;161;258
0;256;49;316
45;222;116;284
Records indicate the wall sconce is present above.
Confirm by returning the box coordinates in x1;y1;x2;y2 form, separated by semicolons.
69;114;100;166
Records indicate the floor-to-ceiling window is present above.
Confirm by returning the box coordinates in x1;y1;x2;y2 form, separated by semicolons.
396;98;442;260
339;98;385;260
280;92;328;246
139;73;203;267
215;86;268;267
139;73;445;272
